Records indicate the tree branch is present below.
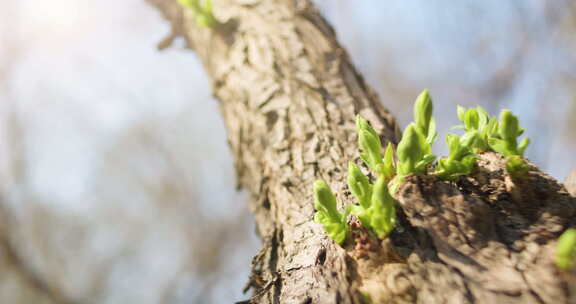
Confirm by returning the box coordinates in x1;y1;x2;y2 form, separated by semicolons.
147;1;576;303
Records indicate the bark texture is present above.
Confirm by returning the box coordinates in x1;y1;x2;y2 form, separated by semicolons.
147;0;576;303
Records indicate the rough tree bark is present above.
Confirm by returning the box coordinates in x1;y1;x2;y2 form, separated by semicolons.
147;0;576;303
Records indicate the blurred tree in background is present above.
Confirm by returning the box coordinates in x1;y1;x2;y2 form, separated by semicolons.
0;0;575;303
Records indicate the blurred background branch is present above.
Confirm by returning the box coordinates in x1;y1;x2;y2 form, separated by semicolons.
0;0;574;303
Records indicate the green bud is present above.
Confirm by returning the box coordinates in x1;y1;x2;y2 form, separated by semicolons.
359;130;382;169
556;228;576;270
356;116;383;172
499;110;520;141
445;134;462;161
486;109;529;157
476;106;490;129
314;180;339;219
326;222;347;245
413;90;437;152
464;108;479;130
313;180;348;245
435;131;477;181
356;115;373;133
436;154;477;181
485;117;499;137
455;106;495;153
460;130;479;149
368;176;396;238
488;137;510;155
414;89;433;136
356;115;380;142
397;124;422;176
382;142;396;181
177;0;218;28
426;117;437;146
347;162;372;209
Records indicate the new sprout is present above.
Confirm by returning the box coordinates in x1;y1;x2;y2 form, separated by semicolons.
348;162;372;209
556;228;576;270
177;0;218;27
313;180;348;245
349;119;398;238
488;110;530;157
456;105;498;153
312;89;533;245
435;133;478;181
357;116;384;175
488;110;530;176
365;176;396;238
413;89;437;149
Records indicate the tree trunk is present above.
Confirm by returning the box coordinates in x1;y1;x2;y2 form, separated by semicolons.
147;0;576;303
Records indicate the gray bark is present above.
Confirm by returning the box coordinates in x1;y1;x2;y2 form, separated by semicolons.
147;0;576;303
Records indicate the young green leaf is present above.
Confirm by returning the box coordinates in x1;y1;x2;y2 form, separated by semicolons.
484;117;499;137
356;116;384;174
313;180;348;244
556;228;576;270
381;142;396;181
347;116;399;238
413;89;437;147
487;137;507;155
396;124;422;176
359;130;382;169
366;176;396;238
177;0;218;28
397;123;436;177
435;133;478;181
447;134;465;160
490;109;530;156
414;89;433;137
476;107;490;130
499;110;520;142
460;130;479;151
347;162;372;209
455;105;496;153
464;108;479;131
